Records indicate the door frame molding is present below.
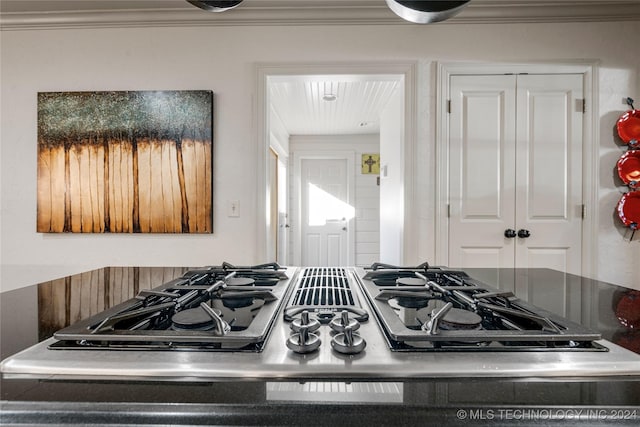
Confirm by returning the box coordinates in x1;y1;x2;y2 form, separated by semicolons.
255;61;418;265
292;150;356;266
435;61;598;279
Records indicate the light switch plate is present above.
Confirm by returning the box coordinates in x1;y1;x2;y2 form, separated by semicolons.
228;200;240;217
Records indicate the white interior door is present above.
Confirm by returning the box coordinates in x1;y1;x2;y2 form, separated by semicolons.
448;75;517;269
448;73;583;274
300;158;353;266
515;74;583;274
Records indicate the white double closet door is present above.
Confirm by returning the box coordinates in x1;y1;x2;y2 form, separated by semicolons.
448;73;584;274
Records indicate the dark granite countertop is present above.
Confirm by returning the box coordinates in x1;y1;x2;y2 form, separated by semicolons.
1;267;639;425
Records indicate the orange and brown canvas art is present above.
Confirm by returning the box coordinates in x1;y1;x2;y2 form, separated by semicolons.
37;91;213;233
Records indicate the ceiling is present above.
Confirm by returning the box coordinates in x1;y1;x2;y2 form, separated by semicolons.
269;75;401;136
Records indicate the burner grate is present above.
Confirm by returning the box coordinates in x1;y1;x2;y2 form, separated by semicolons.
50;264;295;352
284;268;368;323
355;264;605;352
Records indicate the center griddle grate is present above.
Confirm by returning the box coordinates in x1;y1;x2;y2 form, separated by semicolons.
284;267;368;323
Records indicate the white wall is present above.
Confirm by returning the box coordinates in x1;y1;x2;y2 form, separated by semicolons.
1;22;639;291
379;84;404;265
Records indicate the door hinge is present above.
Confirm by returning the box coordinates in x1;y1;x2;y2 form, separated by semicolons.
581;204;586;219
581;99;586;113
447;100;451;114
447;204;451;218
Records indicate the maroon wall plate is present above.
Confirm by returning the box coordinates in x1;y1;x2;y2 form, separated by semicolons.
617;150;640;188
617;110;640;146
617;191;640;228
614;330;640;353
615;290;640;329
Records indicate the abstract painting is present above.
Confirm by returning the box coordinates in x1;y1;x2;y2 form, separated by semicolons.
37;91;213;233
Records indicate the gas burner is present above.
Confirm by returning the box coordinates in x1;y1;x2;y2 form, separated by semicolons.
368;262;430;271
396;277;426;286
363;261;441;287
225;277;255;286
394;296;432;309
171;306;222;331
171;303;230;335
438;308;482;331
222;262;283;271
220;297;255;309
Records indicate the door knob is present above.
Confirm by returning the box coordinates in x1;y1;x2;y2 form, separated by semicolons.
342;227;347;231
517;229;531;238
504;229;517;238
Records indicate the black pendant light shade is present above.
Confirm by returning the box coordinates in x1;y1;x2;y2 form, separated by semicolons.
386;0;471;23
187;1;244;12
185;0;470;23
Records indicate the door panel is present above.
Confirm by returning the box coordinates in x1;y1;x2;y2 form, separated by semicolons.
523;247;569;273
448;75;517;268
327;234;343;266
306;234;321;266
459;247;510;269
526;93;570;219
516;74;583;274
301;158;350;266
462;94;508;220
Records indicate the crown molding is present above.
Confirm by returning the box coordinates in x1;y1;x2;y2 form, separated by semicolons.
2;1;640;31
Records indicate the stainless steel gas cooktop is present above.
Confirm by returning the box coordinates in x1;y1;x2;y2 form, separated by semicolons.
2;262;640;382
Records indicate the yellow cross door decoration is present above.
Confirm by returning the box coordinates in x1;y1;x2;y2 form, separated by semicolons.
361;154;380;174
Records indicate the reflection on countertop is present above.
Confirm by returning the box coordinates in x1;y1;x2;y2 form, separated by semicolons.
464;268;640;355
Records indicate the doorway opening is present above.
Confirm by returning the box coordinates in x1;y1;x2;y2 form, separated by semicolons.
256;63;416;266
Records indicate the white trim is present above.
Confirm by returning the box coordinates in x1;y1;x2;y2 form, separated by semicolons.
292;150;356;266
435;61;598;279
269;132;288;161
255;61;417;265
3;1;640;31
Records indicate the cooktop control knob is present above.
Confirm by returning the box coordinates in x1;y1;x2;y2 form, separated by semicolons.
331;325;366;355
286;325;321;354
291;310;321;333
329;310;360;333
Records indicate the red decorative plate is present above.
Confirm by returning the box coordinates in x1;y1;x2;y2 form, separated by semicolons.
617;110;640;146
617;150;640;188
617;192;640;228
